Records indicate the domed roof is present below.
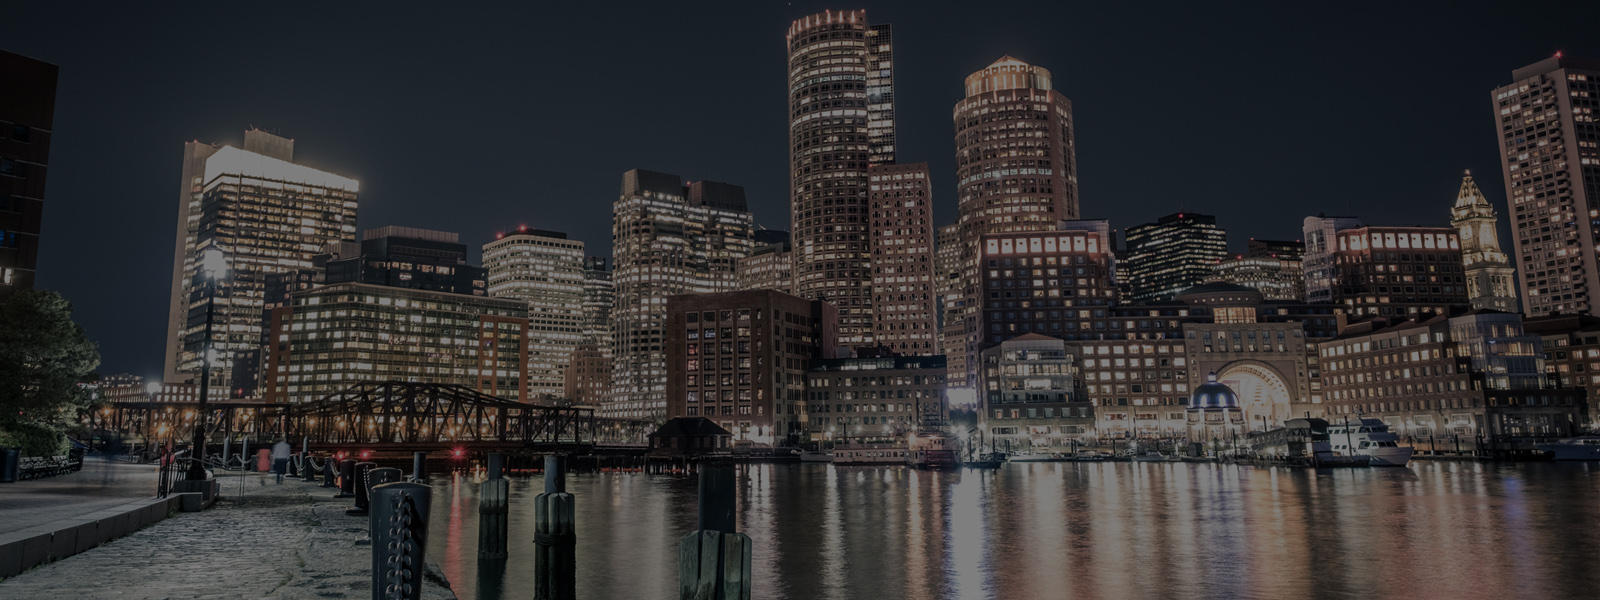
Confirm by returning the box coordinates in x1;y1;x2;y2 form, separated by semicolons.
1188;372;1239;410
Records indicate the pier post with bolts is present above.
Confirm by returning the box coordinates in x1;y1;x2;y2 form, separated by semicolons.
678;465;750;600
348;461;378;515
533;455;575;600
412;451;427;482
370;481;432;600
479;453;509;560
335;458;356;497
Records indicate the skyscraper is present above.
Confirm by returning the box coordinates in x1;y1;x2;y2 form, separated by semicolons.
0;51;57;297
1451;171;1517;312
1492;55;1600;317
611;169;754;419
482;226;586;401
163;130;359;396
868;162;938;354
786;9;895;346
567;256;615;407
1327;226;1466;317
1303;215;1363;304
1125;212;1228;302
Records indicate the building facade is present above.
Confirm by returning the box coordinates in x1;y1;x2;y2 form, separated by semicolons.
261;283;529;403
1303;215;1363;304
564;256;615;407
868;162;938;354
786;10;895;347
327;226;486;296
978;334;1093;450
935;223;965;383
1525;313;1600;428
1215;255;1304;301
1450;171;1518;312
1124;212;1228;303
1330;226;1467;317
482;227;585;401
974;222;1118;348
734;241;794;294
1247;239;1304;261
163;130;360;398
0;50;57;297
611;169;754;419
1493;55;1600;317
806;355;948;443
663;290;837;444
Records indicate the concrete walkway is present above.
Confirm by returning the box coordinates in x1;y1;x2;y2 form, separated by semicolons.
0;457;160;535
0;471;456;599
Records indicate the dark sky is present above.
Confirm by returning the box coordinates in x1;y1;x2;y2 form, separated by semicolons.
8;1;1600;378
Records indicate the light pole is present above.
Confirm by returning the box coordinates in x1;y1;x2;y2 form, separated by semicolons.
188;248;227;480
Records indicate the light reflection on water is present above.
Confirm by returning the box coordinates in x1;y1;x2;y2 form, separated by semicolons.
428;461;1600;600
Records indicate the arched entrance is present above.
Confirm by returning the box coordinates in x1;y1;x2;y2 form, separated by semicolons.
1216;362;1292;429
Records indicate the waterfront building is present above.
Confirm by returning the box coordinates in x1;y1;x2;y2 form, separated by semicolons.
1302;215;1363;304
610;169;754;420
0;50;56;297
735;240;793;295
869;162;938;354
786;9;895;347
1247;239;1304;261
1318;309;1587;443
663;289;837;444
1328;226;1467;317
974;222;1118;348
565;256;614;407
1124;212;1228;303
1215;255;1304;301
163;130;359;398
806;354;948;443
261;283;529;403
1492;55;1600;317
1524;313;1600;427
977;334;1093;450
1450;171;1518;312
483;226;585;401
1185;373;1245;456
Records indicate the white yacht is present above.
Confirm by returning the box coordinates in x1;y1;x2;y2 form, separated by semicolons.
1327;418;1414;466
1537;436;1600;461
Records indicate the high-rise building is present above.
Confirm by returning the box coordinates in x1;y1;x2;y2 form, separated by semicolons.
1215;255;1304;301
663;289;838;444
806;355;948;442
328;226;486;296
1125;212;1228;303
868;162;938;354
163;130;359;397
975;222;1118;347
611;169;754;420
786;10;895;347
0;51;57;297
1451;171;1517;312
261;283;529;403
1303;215;1363;304
1246;239;1304;261
735;241;793;294
566;256;615;407
1329;226;1467;317
1494;55;1600;317
482;226;586;401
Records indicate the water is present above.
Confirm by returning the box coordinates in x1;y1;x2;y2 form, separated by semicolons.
427;461;1600;599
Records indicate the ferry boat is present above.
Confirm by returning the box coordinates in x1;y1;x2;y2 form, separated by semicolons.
1537;435;1600;461
907;430;960;469
832;442;907;465
1246;418;1370;468
798;450;833;463
1327;418;1414;466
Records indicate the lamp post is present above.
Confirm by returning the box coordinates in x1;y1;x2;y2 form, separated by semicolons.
188;249;228;480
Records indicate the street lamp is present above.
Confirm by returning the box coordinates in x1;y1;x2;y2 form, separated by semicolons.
188;248;228;480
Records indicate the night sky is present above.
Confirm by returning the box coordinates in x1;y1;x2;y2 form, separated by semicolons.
8;1;1599;378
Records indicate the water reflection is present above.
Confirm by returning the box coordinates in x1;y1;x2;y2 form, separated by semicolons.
429;462;1600;600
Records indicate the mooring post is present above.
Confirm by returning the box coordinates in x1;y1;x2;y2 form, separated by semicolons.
678;464;751;600
370;481;432;600
241;437;250;471
322;456;339;487
335;458;357;498
348;461;379;516
479;452;509;560
533;455;575;600
303;453;318;482
221;436;231;468
411;451;427;483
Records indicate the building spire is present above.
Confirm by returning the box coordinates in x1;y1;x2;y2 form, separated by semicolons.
1455;170;1490;211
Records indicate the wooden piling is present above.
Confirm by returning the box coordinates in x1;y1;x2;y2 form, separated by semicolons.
678;465;752;600
533;455;575;600
479;453;509;560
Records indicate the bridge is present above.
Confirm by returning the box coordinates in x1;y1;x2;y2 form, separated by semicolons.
85;381;654;456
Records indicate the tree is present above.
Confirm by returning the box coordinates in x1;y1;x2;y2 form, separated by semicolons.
0;290;100;456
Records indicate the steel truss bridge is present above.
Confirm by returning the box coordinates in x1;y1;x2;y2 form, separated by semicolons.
85;381;654;454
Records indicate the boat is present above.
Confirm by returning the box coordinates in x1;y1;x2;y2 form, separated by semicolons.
1246;418;1370;468
798;450;833;463
1537;435;1600;460
907;430;960;469
1131;451;1180;462
964;451;1007;469
1327;418;1415;466
832;442;906;465
1007;452;1069;462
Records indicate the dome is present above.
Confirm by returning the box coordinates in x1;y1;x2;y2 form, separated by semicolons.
1188;372;1239;410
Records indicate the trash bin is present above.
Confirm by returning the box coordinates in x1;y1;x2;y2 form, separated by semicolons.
1;448;19;483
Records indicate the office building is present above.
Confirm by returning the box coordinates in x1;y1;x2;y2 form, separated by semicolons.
663;289;837;444
328;226;486;296
0;51;57;297
978;334;1093;450
787;10;895;346
869;162;938;354
1450;171;1518;312
1524;313;1600;427
935;224;965;382
261;283;529;403
483;226;586;401
1124;212;1228;302
163;130;359;398
1215;255;1304;301
1247;239;1304;261
566;256;615;407
1493;55;1600;317
735;240;794;295
1303;215;1363;304
954;55;1079;234
611;169;754;419
807;355;948;442
1328;226;1467;317
974;222;1118;348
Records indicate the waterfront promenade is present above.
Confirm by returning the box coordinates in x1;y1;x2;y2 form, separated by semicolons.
0;464;456;599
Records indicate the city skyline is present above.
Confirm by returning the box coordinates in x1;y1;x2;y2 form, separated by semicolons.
6;2;1600;377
